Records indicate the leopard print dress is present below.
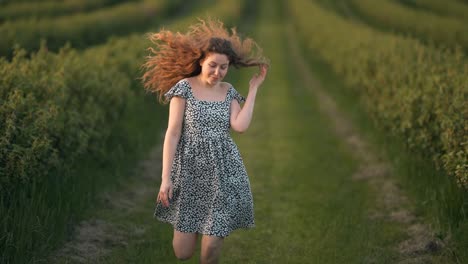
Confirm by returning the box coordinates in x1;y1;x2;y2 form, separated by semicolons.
154;79;255;237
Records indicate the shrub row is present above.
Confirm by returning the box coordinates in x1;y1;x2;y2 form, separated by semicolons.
0;0;61;4
1;0;244;261
0;0;137;23
0;0;243;195
288;0;467;187
0;0;185;196
0;0;180;59
348;0;468;50
400;0;468;21
0;45;132;197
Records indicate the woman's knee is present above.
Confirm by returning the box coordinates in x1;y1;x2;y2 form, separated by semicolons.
173;247;194;261
200;235;224;261
172;231;197;261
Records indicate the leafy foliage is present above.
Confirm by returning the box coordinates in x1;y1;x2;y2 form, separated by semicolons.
289;0;468;188
0;0;179;58
0;0;243;262
349;0;468;50
0;45;131;196
0;0;137;22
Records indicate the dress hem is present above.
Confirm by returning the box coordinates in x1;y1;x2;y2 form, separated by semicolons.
154;214;255;238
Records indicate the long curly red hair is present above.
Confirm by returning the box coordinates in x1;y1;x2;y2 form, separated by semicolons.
141;18;269;103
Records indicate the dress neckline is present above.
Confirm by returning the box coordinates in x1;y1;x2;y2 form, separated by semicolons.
183;79;231;103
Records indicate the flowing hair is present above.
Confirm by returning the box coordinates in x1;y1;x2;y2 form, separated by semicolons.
141;18;269;103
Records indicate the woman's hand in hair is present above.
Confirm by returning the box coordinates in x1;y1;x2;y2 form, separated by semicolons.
249;64;268;91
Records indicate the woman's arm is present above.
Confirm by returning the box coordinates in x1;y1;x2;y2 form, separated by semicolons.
158;96;185;207
230;65;268;133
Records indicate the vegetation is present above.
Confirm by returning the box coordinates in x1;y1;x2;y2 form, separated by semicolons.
0;0;182;58
289;0;467;261
349;0;468;50
399;0;468;21
0;0;243;262
0;4;175;264
0;0;137;23
289;0;467;189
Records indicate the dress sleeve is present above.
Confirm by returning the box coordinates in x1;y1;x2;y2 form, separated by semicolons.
231;86;246;104
164;80;189;100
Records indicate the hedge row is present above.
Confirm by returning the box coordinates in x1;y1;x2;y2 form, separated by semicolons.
0;0;62;4
0;1;240;199
0;0;243;206
288;0;467;187
0;45;133;197
0;0;180;58
400;0;468;21
1;0;244;262
0;0;136;23
349;0;468;50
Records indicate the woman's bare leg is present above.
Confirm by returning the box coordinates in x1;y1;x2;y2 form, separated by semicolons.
172;230;198;261
200;235;224;264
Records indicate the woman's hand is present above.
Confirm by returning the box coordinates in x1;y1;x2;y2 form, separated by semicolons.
249;64;268;91
156;179;173;207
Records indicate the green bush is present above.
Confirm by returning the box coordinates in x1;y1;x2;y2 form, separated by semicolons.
0;0;137;22
400;0;468;21
0;0;244;262
289;0;467;187
349;0;468;50
0;45;131;196
0;0;242;197
0;0;180;58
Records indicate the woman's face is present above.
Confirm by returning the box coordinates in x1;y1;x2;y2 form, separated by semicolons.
200;52;229;86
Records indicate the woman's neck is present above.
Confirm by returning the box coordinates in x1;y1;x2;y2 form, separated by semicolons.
195;75;217;89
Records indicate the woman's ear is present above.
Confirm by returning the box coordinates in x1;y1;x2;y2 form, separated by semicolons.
199;53;206;66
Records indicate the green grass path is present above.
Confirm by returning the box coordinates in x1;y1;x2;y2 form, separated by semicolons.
220;1;401;263
52;1;412;263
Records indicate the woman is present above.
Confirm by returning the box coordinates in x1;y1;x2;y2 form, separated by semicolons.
142;18;268;263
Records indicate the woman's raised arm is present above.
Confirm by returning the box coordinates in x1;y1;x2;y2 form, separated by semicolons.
230;65;268;133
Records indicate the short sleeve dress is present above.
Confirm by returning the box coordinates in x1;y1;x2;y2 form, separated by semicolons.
154;79;255;237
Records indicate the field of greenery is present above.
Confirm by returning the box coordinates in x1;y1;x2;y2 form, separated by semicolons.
348;0;468;49
298;0;467;187
0;0;466;263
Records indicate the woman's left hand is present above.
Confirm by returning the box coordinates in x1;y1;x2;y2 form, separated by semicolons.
249;64;268;91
